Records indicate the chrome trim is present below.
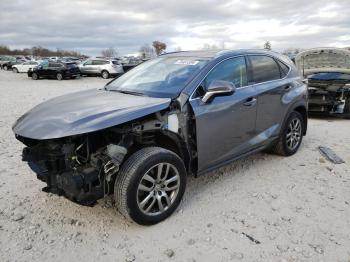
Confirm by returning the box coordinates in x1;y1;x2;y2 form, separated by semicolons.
189;53;292;102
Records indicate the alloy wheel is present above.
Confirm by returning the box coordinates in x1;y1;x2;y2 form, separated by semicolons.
57;73;63;80
102;71;109;79
286;118;302;150
137;163;180;216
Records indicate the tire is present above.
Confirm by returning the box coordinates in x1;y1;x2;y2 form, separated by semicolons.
32;72;38;80
114;147;187;225
56;73;63;80
13;67;18;73
271;111;304;156
3;65;8;71
101;70;110;79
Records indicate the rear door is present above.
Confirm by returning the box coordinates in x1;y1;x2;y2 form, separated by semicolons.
248;55;291;143
91;60;104;73
190;56;258;172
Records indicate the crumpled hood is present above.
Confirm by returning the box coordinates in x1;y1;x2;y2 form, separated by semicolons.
295;48;350;76
13;88;171;140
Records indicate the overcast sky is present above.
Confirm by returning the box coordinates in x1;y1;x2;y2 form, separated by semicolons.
0;0;349;56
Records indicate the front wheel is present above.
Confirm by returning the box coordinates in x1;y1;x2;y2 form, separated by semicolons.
271;111;304;156
3;65;8;71
32;72;38;80
114;147;187;225
13;68;18;73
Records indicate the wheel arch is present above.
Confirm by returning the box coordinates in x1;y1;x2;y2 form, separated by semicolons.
293;105;308;135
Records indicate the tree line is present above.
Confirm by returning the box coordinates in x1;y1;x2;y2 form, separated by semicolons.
0;45;86;57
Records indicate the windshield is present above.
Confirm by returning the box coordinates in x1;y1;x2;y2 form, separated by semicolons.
106;56;209;98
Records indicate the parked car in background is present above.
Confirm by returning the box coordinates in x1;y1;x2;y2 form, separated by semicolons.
12;61;40;73
79;59;124;79
0;56;16;70
28;61;80;80
2;57;25;71
295;47;350;118
13;49;307;225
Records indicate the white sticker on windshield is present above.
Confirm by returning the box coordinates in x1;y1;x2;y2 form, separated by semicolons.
174;60;199;65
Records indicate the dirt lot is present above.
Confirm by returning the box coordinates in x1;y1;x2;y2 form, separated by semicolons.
0;70;349;262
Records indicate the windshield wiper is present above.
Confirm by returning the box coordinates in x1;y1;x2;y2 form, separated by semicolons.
111;89;146;96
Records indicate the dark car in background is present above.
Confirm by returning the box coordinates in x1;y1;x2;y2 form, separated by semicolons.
13;49;307;225
295;47;350;118
28;61;80;80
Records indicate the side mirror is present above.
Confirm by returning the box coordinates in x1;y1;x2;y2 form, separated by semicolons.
202;80;236;103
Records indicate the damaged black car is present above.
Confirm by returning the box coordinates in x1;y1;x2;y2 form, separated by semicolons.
13;49;308;225
295;48;350;118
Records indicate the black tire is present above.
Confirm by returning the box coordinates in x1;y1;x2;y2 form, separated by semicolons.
3;65;8;71
13;67;18;73
271;111;304;156
114;147;187;225
101;70;110;79
56;73;63;80
32;72;38;80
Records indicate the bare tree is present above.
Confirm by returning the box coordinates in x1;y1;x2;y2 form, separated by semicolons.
152;41;167;55
139;44;154;59
201;43;219;50
101;47;118;58
174;46;182;52
264;41;271;50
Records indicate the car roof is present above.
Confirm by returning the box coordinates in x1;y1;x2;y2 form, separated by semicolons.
161;49;286;60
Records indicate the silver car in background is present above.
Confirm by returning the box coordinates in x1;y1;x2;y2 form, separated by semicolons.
79;58;124;79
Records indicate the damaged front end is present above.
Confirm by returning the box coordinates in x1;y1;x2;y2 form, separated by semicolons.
15;105;195;206
295;48;350;117
17;132;129;206
307;74;350;116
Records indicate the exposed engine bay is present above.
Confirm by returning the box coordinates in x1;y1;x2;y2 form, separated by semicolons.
16;108;196;206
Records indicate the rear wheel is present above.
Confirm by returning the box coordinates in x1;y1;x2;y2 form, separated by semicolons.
271;111;304;156
13;67;18;73
32;72;38;80
101;70;109;79
3;65;8;71
56;73;63;80
114;147;187;225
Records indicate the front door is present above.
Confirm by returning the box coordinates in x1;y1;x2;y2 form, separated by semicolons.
189;56;258;172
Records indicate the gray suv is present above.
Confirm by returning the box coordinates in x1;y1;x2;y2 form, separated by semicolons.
79;58;124;78
13;49;308;225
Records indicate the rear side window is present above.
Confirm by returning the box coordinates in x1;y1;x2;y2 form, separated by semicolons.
112;60;121;65
93;60;109;65
249;55;281;83
204;57;248;89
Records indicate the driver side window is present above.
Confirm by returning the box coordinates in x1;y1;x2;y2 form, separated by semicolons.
194;57;248;98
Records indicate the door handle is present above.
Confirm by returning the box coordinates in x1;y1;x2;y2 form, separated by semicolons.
243;97;257;106
284;85;292;91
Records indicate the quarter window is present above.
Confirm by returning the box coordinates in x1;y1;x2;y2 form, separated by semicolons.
249;55;281;83
277;60;290;78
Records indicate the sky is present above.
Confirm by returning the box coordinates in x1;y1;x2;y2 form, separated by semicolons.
0;0;349;56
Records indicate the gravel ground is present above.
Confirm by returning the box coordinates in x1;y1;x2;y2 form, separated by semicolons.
0;70;350;262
